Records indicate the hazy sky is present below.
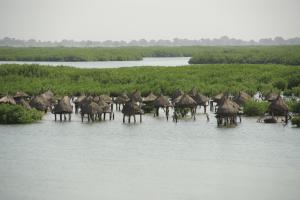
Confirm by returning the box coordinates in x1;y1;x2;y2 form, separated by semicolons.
0;0;299;41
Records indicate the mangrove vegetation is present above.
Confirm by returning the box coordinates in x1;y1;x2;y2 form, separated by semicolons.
0;46;300;65
0;63;300;97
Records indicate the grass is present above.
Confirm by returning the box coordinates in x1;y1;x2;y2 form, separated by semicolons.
0;63;299;97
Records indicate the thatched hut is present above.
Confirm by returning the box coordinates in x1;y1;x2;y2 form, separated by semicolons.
153;95;171;119
17;99;31;109
216;97;240;126
172;89;184;101
80;101;103;122
210;93;224;111
30;96;49;112
194;93;209;113
114;93;129;110
143;92;157;103
188;87;198;99
233;91;251;106
265;92;278;102
41;90;55;104
267;95;289;123
0;96;16;105
97;100;114;120
173;94;197;121
74;95;86;113
52;96;73;121
122;101;144;123
130;90;143;103
14;91;29;102
94;94;113;111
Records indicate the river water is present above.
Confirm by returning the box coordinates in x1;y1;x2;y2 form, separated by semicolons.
0;57;190;68
0;107;300;200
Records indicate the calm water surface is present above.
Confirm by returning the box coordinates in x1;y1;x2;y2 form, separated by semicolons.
0;108;300;200
0;57;190;68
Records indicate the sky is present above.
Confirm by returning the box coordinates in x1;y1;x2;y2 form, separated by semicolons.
0;0;299;41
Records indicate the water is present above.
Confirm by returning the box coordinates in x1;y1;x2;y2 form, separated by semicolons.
1;108;300;200
0;57;190;68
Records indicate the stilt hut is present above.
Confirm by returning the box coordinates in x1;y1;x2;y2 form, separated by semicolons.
153;95;171;120
17;99;31;109
52;96;73;121
210;93;224;111
41;90;55;105
188;87;198;100
267;95;289;123
173;94;197;121
194;93;209;113
233;91;251;106
122;101;144;123
30;96;49;112
74;95;86;113
142;92;157;113
97;100;114;120
216;97;240;126
130;90;143;103
14;91;29;102
172;89;184;102
81;101;103;122
0;96;16;105
114;93;129;110
265;92;278;102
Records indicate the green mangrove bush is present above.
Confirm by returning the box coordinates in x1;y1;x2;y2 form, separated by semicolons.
243;100;269;116
0;104;43;124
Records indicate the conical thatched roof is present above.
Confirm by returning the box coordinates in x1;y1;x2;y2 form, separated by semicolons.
153;95;171;107
122;101;143;115
174;94;197;108
97;100;110;112
216;97;240;116
233;91;251;106
0;96;16;105
53;96;73;114
188;87;198;99
194;93;209;105
114;93;129;104
268;95;288;116
130;90;142;102
30;96;49;111
143;92;157;102
17;99;31;109
213;93;224;103
266;92;278;102
14;91;29;99
99;94;112;104
41;90;54;99
81;102;103;114
74;95;86;104
172;89;184;100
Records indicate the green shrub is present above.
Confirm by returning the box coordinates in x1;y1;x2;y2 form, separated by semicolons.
288;101;300;113
0;104;43;124
243;100;269;116
291;116;300;127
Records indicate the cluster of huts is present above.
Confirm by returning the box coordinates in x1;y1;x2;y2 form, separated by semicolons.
0;88;298;127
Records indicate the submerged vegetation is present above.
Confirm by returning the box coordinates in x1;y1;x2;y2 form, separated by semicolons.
0;46;300;65
0;104;43;124
0;63;299;97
